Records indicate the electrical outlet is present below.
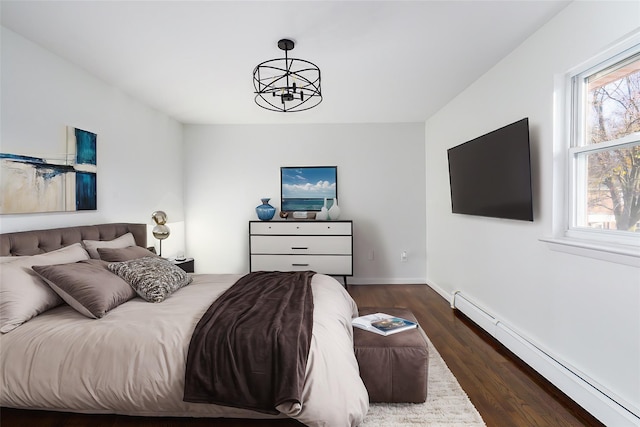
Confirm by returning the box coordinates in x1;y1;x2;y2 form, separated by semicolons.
368;249;375;261
401;251;408;262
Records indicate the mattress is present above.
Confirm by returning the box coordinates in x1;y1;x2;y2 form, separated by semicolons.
0;273;369;427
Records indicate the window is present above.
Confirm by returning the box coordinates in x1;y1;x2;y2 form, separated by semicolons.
546;32;640;266
568;38;640;247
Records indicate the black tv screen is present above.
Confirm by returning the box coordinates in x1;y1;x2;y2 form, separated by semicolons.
447;118;533;221
281;166;337;212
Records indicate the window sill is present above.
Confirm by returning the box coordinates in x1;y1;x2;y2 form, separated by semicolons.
540;237;640;268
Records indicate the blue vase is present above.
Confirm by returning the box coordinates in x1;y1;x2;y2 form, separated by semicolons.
256;198;276;221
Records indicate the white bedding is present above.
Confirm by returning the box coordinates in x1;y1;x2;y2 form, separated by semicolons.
0;273;369;427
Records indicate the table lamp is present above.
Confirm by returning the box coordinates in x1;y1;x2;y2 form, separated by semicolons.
151;210;170;257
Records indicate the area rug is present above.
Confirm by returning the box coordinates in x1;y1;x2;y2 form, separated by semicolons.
360;336;486;426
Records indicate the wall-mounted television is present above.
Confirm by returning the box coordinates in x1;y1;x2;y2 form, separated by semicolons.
281;166;337;212
447;118;533;222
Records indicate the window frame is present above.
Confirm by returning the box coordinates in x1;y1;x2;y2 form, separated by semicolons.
545;31;640;267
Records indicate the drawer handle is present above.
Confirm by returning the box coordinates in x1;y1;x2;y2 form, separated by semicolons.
291;247;308;250
292;263;310;267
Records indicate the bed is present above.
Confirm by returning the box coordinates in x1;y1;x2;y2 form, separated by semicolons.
0;223;369;427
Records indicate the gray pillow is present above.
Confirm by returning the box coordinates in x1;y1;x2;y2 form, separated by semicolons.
107;257;192;303
98;246;158;262
0;243;90;333
33;260;137;319
83;233;136;259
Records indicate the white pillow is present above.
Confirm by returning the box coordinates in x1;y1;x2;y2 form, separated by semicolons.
0;243;90;333
82;232;136;259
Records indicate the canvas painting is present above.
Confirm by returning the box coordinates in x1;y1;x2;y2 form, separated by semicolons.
281;166;337;211
0;127;97;214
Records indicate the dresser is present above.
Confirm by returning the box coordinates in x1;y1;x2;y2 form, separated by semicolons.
249;220;353;285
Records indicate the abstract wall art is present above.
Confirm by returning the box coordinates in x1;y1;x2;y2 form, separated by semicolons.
0;127;97;214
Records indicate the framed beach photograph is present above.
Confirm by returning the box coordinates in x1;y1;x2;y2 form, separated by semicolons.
280;166;337;212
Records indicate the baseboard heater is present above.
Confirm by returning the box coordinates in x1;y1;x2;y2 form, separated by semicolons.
451;291;640;427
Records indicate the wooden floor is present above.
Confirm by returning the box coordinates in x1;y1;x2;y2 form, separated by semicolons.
1;284;603;427
349;284;603;427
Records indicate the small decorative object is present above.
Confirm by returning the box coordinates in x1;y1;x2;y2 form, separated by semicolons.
151;210;170;257
279;211;289;219
256;198;276;221
315;198;329;220
316;208;329;220
328;198;341;220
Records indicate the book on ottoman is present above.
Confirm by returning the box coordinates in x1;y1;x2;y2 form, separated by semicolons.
352;312;417;336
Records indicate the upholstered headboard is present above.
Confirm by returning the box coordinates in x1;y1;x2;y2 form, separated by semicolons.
0;223;147;256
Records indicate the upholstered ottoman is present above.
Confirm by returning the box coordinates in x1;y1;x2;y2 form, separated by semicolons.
353;307;429;403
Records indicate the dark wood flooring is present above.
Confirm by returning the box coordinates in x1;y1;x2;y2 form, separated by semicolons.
1;284;603;427
349;284;604;427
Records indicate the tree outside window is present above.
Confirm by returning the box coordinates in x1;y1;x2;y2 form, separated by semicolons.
573;52;640;233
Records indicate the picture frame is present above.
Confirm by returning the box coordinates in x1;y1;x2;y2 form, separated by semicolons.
280;166;337;213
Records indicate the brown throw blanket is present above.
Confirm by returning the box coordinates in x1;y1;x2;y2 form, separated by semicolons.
183;271;315;414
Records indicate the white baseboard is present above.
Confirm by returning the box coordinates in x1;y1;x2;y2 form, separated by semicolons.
428;281;640;427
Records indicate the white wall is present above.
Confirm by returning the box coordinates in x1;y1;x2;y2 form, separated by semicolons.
425;0;639;419
0;27;185;256
184;123;426;284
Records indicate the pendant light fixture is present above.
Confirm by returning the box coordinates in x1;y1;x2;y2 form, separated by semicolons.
253;39;322;112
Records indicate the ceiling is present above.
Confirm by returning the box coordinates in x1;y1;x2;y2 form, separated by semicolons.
0;1;571;125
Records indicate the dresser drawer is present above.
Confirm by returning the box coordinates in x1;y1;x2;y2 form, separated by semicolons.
250;255;353;275
250;235;352;255
250;221;352;236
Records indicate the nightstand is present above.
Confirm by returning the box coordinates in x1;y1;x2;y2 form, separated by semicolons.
172;258;194;273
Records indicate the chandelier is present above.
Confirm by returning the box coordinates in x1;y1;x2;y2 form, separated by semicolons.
253;39;322;112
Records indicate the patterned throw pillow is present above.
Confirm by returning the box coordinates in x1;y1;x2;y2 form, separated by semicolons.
107;257;192;303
